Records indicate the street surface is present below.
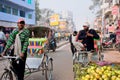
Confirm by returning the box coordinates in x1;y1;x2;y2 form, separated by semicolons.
103;50;120;63
0;43;74;80
0;43;120;80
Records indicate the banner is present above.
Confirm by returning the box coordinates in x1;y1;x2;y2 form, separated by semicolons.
112;5;119;15
49;14;59;26
118;20;120;26
59;21;67;29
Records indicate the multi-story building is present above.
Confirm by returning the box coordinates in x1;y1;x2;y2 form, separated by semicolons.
96;0;120;35
0;0;35;27
60;11;76;32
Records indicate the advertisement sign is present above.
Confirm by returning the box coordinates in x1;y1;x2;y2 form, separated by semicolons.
112;5;119;15
49;14;59;26
118;20;120;26
59;21;67;29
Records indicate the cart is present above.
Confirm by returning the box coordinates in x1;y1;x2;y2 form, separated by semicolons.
0;38;53;80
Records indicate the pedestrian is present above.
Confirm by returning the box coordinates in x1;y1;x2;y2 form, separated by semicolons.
0;26;6;54
115;25;120;45
69;31;77;56
2;18;30;80
78;23;99;61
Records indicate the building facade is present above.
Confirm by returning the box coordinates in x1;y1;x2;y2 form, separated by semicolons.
94;0;120;35
60;11;76;32
0;0;35;27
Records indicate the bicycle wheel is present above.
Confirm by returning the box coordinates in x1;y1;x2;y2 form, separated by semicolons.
45;58;53;80
82;53;88;67
0;71;13;80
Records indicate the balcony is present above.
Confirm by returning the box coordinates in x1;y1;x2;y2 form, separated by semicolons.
104;3;112;15
113;0;120;5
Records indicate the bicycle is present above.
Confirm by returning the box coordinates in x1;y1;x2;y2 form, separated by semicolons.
0;50;53;80
73;50;92;67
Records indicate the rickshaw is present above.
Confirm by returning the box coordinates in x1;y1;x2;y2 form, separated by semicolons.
0;26;53;80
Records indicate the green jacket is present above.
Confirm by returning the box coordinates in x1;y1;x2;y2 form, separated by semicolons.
5;28;30;54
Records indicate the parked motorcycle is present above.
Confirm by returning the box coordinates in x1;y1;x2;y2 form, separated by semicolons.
102;38;115;48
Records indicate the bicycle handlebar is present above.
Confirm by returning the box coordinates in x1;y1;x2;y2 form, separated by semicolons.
2;56;19;59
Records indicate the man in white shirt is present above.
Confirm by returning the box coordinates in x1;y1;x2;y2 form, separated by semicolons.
72;31;84;51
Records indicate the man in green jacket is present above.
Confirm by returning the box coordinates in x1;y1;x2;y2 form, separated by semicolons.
2;18;30;80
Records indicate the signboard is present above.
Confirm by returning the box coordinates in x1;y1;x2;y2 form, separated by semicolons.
112;5;119;15
118;20;120;26
49;14;59;26
108;26;115;33
59;21;67;29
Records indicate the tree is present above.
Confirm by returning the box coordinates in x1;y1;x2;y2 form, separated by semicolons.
35;0;41;22
39;8;54;26
89;0;101;10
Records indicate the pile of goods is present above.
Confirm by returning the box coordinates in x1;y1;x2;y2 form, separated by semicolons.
74;62;120;80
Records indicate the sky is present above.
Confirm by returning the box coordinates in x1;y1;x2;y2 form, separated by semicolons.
39;0;95;30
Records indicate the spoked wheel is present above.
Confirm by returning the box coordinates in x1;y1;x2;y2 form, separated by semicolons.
45;58;53;80
82;53;89;67
0;71;13;80
73;52;79;64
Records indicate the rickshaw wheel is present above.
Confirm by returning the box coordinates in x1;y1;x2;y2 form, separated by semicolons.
45;58;53;80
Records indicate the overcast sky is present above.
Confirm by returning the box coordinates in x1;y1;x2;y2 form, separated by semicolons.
39;0;95;30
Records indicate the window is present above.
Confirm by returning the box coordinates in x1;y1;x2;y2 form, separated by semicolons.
20;10;25;17
0;4;2;12
28;0;31;4
28;14;32;19
4;6;11;14
12;8;18;16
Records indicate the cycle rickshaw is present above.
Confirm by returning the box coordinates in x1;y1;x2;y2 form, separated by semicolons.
0;27;53;80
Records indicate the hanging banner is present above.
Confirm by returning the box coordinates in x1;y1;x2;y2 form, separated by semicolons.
59;21;67;29
112;5;119;15
49;14;59;26
118;20;120;26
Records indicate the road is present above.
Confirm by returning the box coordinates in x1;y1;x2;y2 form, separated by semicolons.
0;43;74;80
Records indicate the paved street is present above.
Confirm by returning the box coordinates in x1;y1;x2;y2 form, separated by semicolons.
103;50;120;63
0;43;74;80
25;43;74;80
1;43;120;80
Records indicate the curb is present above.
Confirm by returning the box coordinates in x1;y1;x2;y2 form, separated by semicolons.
57;41;69;48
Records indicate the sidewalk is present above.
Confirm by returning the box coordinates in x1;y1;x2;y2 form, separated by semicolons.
103;50;120;63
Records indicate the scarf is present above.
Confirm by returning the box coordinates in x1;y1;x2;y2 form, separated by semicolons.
14;30;23;56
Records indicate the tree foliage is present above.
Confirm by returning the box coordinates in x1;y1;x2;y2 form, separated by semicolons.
89;0;101;10
35;0;41;22
40;8;54;23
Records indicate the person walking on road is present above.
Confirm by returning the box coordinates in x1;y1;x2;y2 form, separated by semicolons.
69;34;76;56
0;26;6;54
78;23;99;61
2;18;30;80
115;26;120;45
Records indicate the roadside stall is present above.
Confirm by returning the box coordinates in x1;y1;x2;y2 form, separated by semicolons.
73;31;120;80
